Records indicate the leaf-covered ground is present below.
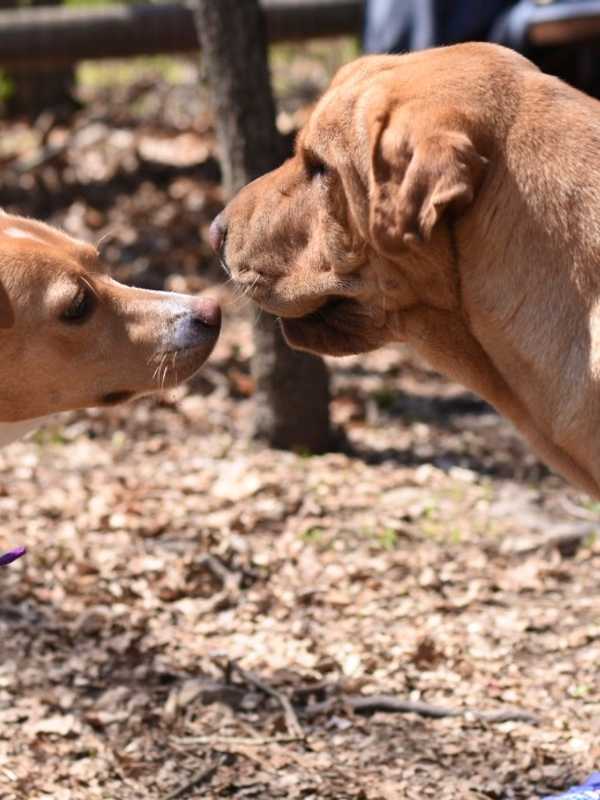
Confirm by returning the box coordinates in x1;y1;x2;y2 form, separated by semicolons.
0;53;599;800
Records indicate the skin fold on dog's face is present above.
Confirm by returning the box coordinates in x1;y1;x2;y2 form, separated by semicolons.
215;43;600;497
0;213;221;422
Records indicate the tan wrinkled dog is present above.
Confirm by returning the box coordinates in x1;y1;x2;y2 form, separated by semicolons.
213;43;600;497
0;211;220;446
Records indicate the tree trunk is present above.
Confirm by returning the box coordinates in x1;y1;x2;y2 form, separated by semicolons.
194;0;332;452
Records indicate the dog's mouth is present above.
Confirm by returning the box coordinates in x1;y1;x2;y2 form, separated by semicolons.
171;340;217;359
232;272;351;319
146;338;219;391
101;390;136;406
171;338;218;362
280;296;382;357
230;270;380;356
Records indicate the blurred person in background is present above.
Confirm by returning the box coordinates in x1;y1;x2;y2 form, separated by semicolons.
364;0;516;54
364;1;600;102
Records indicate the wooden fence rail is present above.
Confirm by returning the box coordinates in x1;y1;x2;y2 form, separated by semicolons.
0;0;364;69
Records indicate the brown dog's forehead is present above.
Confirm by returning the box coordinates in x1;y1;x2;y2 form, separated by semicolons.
329;54;403;91
300;91;354;153
315;44;537;116
0;213;101;271
301;55;411;152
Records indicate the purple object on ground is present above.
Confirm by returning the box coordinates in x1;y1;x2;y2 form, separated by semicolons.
543;774;600;800
0;546;26;566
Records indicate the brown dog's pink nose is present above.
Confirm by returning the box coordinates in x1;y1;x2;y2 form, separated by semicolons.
208;213;227;254
191;297;222;330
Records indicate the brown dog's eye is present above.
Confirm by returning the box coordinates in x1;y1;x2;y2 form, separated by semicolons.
304;153;329;181
61;285;95;324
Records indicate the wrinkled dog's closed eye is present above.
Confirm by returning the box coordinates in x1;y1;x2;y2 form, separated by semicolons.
61;285;95;324
304;151;330;181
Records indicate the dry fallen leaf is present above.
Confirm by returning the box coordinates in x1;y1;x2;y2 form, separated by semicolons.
29;715;81;738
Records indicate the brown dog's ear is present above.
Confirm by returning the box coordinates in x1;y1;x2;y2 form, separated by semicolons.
0;281;14;329
368;107;487;253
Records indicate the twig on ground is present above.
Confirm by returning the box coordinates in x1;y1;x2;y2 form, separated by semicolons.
350;696;463;718
513;522;598;558
200;555;239;589
290;680;335;701
544;523;597;558
196;555;242;615
165;754;226;800
201;670;539;727
471;709;539;724
173;734;304;747
230;662;304;739
559;496;600;522
302;695;539;725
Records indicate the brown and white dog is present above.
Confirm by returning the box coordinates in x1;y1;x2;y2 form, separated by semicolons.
214;43;600;497
0;211;220;446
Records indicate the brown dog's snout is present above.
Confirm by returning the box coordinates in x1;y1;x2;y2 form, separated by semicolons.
171;295;221;356
208;213;227;255
191;296;221;328
190;297;222;331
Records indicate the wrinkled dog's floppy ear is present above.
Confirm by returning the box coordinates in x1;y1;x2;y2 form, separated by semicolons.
368;104;487;254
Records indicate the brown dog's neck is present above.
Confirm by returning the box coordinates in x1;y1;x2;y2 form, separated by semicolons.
381;188;600;497
453;108;600;496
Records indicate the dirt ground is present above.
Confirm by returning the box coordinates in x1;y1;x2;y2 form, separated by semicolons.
0;52;598;800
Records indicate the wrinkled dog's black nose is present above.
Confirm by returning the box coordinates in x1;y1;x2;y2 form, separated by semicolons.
208;213;227;255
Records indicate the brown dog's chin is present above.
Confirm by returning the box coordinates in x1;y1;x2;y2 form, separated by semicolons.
158;344;219;390
280;298;384;356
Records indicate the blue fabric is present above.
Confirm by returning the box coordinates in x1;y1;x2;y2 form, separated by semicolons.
364;0;600;55
491;0;600;52
543;774;600;800
364;0;515;54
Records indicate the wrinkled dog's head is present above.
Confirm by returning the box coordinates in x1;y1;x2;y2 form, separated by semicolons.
212;47;510;357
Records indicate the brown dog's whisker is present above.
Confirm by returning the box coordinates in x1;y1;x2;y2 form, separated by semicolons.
95;228;118;252
229;276;261;311
151;351;170;390
218;255;231;277
160;354;170;390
